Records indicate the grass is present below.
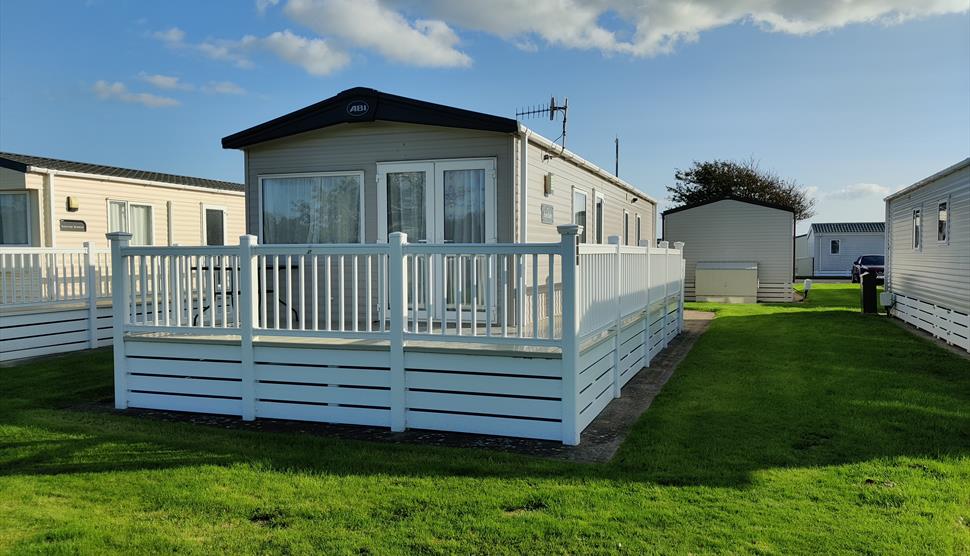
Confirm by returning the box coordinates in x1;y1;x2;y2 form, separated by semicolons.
1;284;968;554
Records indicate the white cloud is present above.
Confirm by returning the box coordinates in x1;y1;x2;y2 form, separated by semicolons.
364;0;968;57
152;27;185;46
257;30;350;75
284;0;471;67
138;72;194;91
202;80;247;95
256;0;280;13
92;80;180;108
823;182;891;200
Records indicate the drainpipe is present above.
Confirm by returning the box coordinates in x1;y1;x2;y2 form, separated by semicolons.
45;170;57;247
519;128;530;242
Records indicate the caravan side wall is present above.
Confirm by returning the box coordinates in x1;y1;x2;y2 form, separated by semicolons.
813;232;885;277
664;199;794;302
519;137;656;245
887;164;970;314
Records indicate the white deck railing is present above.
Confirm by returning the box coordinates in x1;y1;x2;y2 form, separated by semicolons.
106;226;685;444
0;244;111;307
106;228;683;350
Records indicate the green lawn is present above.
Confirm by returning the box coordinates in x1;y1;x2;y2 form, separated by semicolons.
1;284;968;554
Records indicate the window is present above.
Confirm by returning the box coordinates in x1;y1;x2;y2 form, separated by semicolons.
623;211;630;245
635;214;642;246
204;207;226;246
0;192;30;245
261;172;363;244
595;195;604;244
830;239;840;255
572;190;588;243
108;200;153;245
938;200;949;243
913;208;922;249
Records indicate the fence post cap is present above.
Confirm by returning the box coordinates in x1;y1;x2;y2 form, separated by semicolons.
388;231;408;244
105;232;133;242
607;235;620;245
673;241;685;249
557;224;582;236
658;240;670;248
239;234;258;246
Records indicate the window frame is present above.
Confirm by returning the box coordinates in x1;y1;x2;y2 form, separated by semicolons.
623;210;630;245
594;193;605;244
829;239;840;255
106;199;155;245
571;188;588;244
201;204;228;246
635;213;642;247
258;171;366;244
937;196;950;245
0;191;32;246
913;206;922;251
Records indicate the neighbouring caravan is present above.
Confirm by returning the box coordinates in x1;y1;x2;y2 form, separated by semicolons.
801;222;885;278
221;87;656;247
662;197;795;302
885;158;969;353
0;152;245;248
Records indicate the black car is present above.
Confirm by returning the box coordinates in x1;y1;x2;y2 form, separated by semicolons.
851;255;884;283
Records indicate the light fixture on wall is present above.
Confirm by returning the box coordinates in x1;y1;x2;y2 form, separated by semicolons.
66;196;79;212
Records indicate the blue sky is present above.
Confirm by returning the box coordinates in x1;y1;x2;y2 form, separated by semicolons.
1;0;968;234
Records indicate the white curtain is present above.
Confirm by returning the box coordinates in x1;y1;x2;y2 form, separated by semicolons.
129;204;153;245
262;175;361;243
387;171;426;241
0;193;28;245
108;200;127;233
443;169;485;243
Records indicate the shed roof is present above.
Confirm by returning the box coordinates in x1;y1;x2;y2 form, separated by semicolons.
222;87;519;149
0;152;244;192
662;196;794;216
809;222;885;234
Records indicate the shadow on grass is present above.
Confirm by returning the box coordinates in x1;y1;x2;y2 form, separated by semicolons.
1;306;967;488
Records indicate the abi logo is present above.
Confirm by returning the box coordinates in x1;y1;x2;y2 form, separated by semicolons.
346;100;369;116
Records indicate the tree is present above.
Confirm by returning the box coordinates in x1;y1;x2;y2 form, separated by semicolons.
667;159;815;220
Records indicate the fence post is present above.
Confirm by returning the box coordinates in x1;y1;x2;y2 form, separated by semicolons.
608;235;622;398
558;224;581;445
659;241;670;348
84;241;98;349
640;239;652;367
388;232;408;433
674;242;685;333
107;232;132;410
238;235;258;421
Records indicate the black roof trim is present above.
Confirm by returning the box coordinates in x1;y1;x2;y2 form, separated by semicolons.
662;196;795;216
222;87;519;149
0;152;244;192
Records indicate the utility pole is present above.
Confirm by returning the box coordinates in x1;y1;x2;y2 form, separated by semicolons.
614;136;619;177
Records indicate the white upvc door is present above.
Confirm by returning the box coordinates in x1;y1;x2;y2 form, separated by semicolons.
377;158;497;324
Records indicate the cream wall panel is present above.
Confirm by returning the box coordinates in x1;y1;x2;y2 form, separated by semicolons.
887;165;970;314
29;172;243;248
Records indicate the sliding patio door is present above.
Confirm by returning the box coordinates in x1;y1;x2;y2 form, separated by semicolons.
378;158;496;324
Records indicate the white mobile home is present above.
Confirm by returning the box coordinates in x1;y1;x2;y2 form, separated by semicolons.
94;87;686;445
0;153;244;362
885;158;969;353
663;197;795;302
801;222;885;278
0;152;245;248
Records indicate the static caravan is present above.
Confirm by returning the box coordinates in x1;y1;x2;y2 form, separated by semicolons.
0;152;245;248
794;233;811;277
802;222;885;278
87;87;685;446
221;87;656;247
884;158;969;353
663;197;795;303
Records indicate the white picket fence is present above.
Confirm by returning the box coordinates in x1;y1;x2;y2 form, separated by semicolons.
104;226;685;444
0;244;115;362
892;293;970;352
